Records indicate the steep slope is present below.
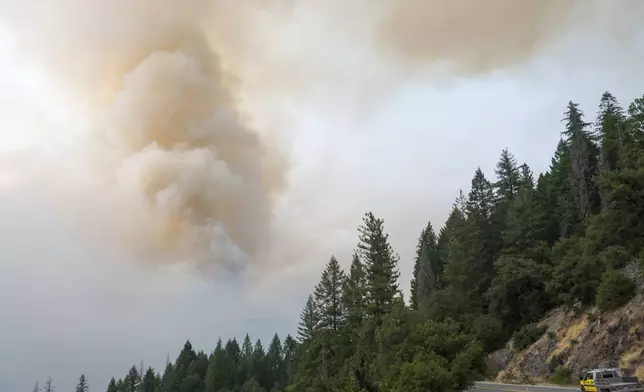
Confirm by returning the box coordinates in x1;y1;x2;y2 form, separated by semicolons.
489;263;644;384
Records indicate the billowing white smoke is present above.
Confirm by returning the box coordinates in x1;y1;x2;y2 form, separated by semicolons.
0;0;641;275
0;0;286;273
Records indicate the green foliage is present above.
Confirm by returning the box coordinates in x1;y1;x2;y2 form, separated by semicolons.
297;295;319;343
596;268;636;312
314;256;346;331
512;323;546;351
549;366;573;385
43;378;54;392
358;212;401;320
75;374;88;392
410;220;440;310
55;91;644;392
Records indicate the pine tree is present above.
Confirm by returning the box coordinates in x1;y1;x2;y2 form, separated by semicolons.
161;359;175;392
596;91;625;173
225;338;242;389
252;339;270;389
267;334;284;388
467;167;496;221
562;101;601;219
409;227;424;310
342;251;367;329
31;381;40;392
495;148;521;201
242;334;254;358
114;379;125;392
123;366;140;392
547;139;579;238
518;163;534;190
313;256;346;331
43;378;54;392
466;168;499;294
206;339;228;392
174;340;197;384
282;334;298;384
297;294;319;342
76;374;88;392
410;220;439;310
503;180;546;255
357;212;400;321
141;367;158;392
241;333;254;380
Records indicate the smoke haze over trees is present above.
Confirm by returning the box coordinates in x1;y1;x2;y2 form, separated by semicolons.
31;90;644;391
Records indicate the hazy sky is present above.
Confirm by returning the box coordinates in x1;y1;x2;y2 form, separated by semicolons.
1;1;644;391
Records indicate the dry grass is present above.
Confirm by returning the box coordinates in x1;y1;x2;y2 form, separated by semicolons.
619;346;644;368
635;366;644;380
550;316;589;360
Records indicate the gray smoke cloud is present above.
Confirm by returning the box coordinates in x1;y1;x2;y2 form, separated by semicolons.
0;0;288;273
0;0;642;274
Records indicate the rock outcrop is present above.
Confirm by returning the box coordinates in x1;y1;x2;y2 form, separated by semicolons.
490;262;644;384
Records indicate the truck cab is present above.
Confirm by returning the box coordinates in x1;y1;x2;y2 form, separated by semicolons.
580;368;621;392
580;368;643;392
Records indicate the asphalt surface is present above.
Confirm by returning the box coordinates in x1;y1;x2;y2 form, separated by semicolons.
474;382;578;392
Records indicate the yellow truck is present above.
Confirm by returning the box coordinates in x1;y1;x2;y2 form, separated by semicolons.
580;368;644;392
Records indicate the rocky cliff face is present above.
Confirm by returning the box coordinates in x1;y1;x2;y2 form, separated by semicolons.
488;263;644;384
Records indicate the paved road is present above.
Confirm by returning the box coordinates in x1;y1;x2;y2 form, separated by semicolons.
474;382;578;392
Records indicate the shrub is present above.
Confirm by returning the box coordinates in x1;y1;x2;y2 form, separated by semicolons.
550;366;573;385
587;312;597;322
596;268;636;312
599;246;631;269
471;314;508;352
512;323;546;351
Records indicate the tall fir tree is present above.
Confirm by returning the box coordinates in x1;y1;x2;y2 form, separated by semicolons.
518;163;534;190
297;294;319;342
267;334;284;389
466;168;499;295
410;220;439;310
314;256;346;331
141;367;158;392
123;366;140;392
205;339;228;392
241;333;254;380
282;334;298;384
252;339;270;389
495;148;521;201
75;374;88;392
357;212;401;321
562;100;601;219
43;377;54;392
342;251;367;330
596;91;625;173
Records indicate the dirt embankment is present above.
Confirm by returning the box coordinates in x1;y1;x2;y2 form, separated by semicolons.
488;263;644;385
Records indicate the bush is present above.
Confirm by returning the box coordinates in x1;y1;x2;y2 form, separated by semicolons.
599;246;631;269
550;366;573;385
596;268;636;312
587;312;597;322
512;323;547;351
471;314;508;352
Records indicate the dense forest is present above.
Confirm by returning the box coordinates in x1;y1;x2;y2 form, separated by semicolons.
34;91;644;392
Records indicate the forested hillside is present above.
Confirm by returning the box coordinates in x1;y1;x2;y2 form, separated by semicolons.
36;91;644;392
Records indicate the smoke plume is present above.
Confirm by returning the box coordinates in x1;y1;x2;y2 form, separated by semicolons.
0;0;641;274
0;0;288;272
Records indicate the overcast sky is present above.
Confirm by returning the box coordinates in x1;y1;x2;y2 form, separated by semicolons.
1;1;644;391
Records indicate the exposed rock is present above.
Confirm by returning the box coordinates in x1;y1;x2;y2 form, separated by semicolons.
491;262;644;383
